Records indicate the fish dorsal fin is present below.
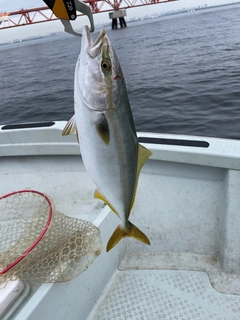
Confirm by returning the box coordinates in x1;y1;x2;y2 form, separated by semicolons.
94;189;120;218
62;115;77;136
129;144;152;213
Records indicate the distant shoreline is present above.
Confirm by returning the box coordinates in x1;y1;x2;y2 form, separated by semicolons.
101;2;240;27
136;1;240;20
1;1;240;46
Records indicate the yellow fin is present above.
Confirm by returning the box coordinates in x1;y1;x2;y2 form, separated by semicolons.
106;221;150;252
94;189;120;218
62;115;77;136
129;144;152;212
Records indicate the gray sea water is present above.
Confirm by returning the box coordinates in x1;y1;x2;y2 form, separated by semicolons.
1;4;240;139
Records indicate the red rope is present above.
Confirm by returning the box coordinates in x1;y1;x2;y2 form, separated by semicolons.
0;190;53;275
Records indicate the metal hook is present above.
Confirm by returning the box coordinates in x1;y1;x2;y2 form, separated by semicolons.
60;0;94;37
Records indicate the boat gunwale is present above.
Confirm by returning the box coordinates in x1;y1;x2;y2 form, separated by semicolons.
1;121;240;170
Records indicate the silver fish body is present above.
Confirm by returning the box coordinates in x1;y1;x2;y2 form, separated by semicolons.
63;26;151;251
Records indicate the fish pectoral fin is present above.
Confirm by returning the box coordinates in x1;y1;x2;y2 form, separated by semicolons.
106;222;150;252
62;115;77;136
129;143;152;212
93;113;110;145
94;189;120;218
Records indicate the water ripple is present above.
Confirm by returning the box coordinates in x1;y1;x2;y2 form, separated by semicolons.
1;4;240;139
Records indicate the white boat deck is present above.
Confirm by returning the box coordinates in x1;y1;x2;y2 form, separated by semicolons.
0;121;240;319
89;270;240;320
0;154;103;222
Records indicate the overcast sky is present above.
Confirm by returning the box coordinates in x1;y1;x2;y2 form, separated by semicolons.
0;0;235;43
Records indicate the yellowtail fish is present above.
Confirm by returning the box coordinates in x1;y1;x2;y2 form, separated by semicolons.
63;26;152;251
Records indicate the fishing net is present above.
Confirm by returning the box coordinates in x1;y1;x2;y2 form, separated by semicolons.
0;190;102;284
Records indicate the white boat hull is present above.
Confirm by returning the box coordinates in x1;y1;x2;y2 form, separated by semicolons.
0;121;239;319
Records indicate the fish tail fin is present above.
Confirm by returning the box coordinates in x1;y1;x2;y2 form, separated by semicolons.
106;222;150;252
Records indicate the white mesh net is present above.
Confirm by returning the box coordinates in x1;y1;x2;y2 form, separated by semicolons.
0;190;102;284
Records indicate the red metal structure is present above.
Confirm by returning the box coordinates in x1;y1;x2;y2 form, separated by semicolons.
0;0;177;30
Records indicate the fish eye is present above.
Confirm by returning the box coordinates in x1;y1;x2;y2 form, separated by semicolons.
101;60;111;72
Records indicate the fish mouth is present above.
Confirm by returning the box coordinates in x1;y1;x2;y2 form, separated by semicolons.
82;25;110;59
83;26;107;58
